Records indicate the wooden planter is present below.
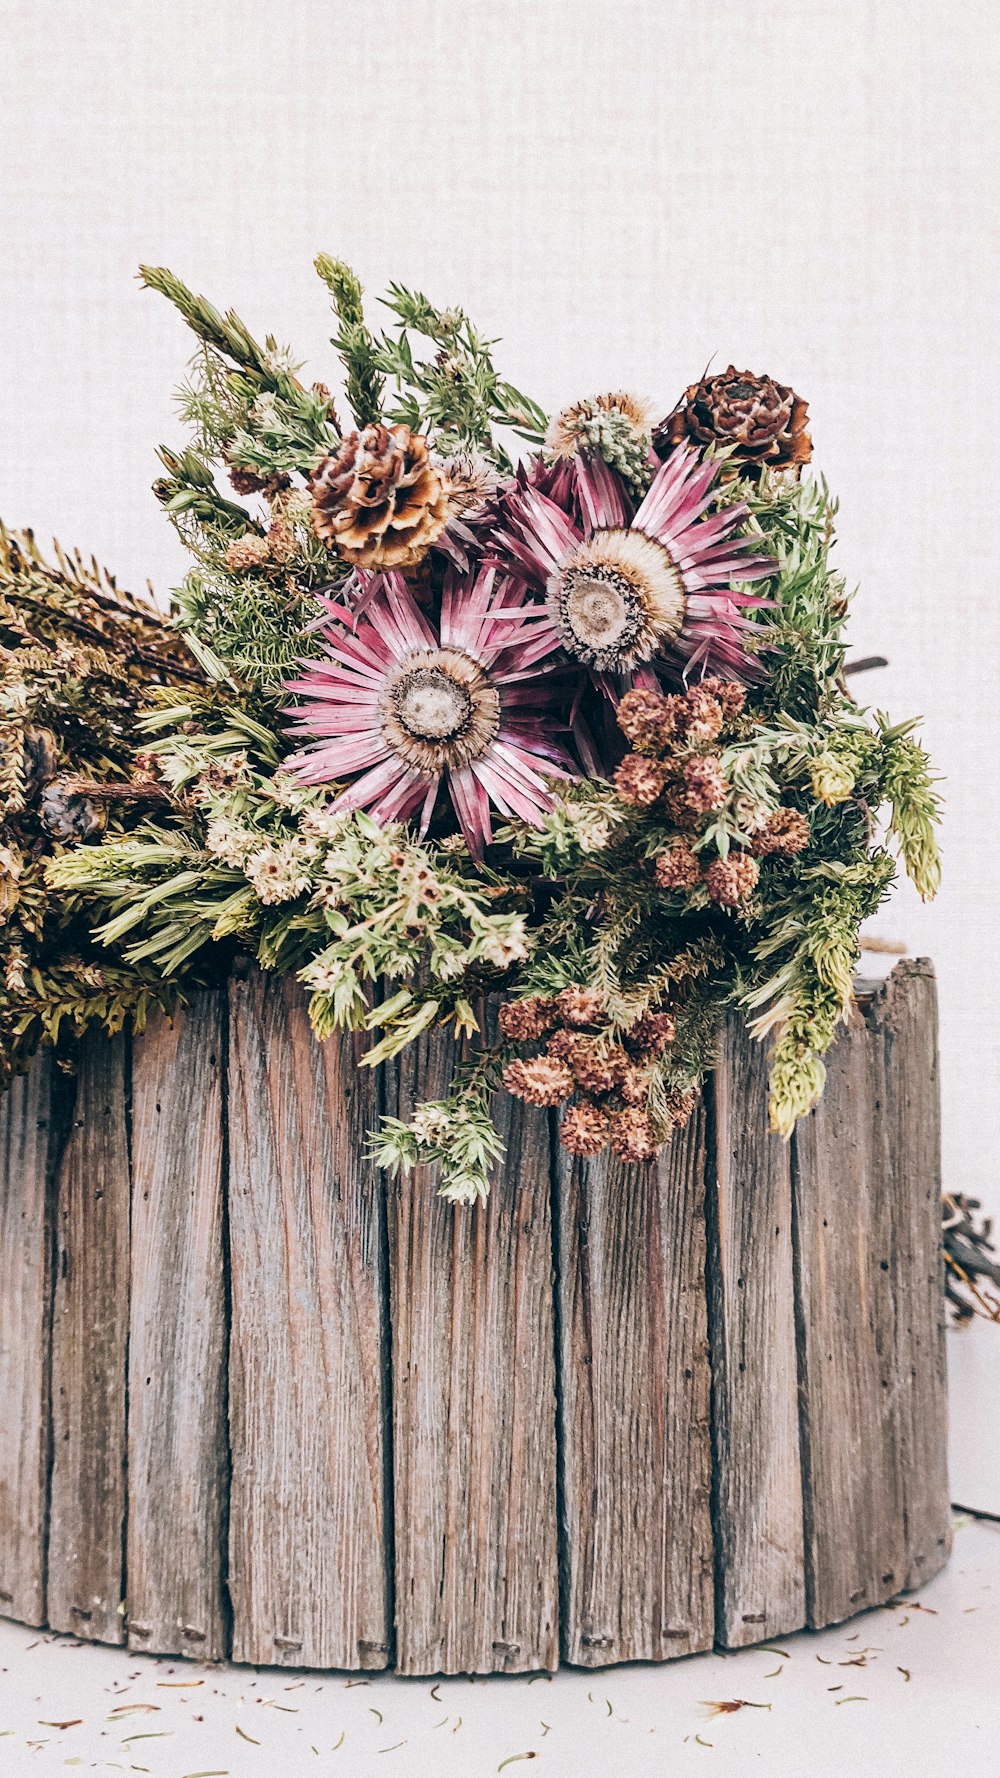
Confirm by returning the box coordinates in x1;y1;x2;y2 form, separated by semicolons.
0;960;949;1674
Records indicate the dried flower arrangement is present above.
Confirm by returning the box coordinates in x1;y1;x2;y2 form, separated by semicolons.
6;260;940;1202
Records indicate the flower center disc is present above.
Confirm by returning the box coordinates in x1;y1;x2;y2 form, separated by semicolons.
550;529;687;672
382;649;501;774
565;573;633;653
397;668;472;741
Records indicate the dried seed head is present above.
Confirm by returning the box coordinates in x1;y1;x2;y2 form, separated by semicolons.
654;838;702;892
609;1107;660;1163
380;647;501;774
619;1064;652;1108
497;996;559;1042
750;806;811;856
704;852;760;907
626;1010;677;1057
556;985;606;1028
614;753;669;807
566;1038;630;1095
559;1100;612;1157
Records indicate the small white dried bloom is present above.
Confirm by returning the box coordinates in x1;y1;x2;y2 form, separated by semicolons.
733;793;772;834
479;917;530;967
205;816;257;868
568;807;612;853
300;803;354;841
244;839;313;905
410;1104;453;1143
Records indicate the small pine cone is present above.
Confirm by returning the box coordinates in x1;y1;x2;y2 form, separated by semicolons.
228;463;268;495
223;534;272;572
556;984;606;1028
677;754;728;814
625;1009;677;1057
560;1100;612;1157
616;687;671;753
310;423;451;571
619;1064;652;1108
664;1086;698;1129
614;753;669;807
654;838;702;892
502;1055;575;1107
750;807;811;857
704;851;760;907
654;366;811;476
498;995;559;1042
609;1108;659;1163
567;1039;630;1095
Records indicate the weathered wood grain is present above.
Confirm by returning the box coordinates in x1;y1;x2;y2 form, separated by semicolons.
791;996;909;1625
875;961;951;1590
385;1013;559;1674
707;1015;806;1646
0;1056;61;1625
554;1101;715;1665
47;1033;130;1644
127;995;228;1658
226;970;391;1669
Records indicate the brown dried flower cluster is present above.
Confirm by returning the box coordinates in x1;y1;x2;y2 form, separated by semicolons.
749;806;811;856
655;366;812;476
501;982;691;1164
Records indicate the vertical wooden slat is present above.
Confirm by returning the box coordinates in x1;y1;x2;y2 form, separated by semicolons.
386;1015;559;1674
226;970;390;1670
127;995;228;1658
555;1102;714;1665
791;997;908;1625
0;1056;60;1625
47;1032;130;1644
876;960;951;1590
707;1014;806;1647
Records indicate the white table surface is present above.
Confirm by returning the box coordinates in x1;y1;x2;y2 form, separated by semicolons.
1;1320;997;1778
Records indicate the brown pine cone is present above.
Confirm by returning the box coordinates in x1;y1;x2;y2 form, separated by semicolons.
655;367;811;475
560;1100;612;1157
503;1055;574;1107
310;423;451;570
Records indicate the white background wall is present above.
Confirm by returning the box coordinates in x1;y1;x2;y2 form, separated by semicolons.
2;0;998;1204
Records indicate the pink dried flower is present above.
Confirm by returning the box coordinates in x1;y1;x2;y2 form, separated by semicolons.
283;568;575;857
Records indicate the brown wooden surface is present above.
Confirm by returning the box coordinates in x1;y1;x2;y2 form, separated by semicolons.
47;1033;131;1645
127;995;229;1658
0;1058;59;1626
707;1014;807;1647
555;1101;715;1665
226;971;391;1669
385;1015;560;1674
875;961;951;1590
792;999;909;1625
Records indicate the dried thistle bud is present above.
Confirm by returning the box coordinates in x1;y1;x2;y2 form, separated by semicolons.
503;1055;575;1107
704;852;760;907
555;984;606;1028
614;753;669;807
560;1100;612;1157
750;806;811;857
609;1107;659;1163
654;838;702;892
625;1009;677;1057
498;995;559;1042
